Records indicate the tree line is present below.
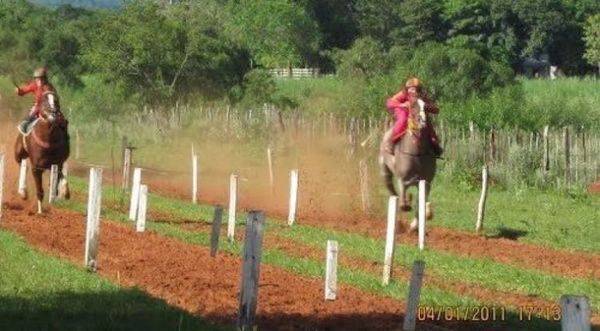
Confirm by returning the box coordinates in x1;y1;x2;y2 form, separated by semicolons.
1;0;599;111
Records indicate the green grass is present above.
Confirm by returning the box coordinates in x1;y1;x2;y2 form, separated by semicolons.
429;182;600;253
0;230;226;331
66;176;600;310
54;176;600;329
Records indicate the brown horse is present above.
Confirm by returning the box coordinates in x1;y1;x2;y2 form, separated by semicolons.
379;102;436;230
14;91;70;213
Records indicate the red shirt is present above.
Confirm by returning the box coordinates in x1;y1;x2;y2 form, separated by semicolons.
17;80;57;114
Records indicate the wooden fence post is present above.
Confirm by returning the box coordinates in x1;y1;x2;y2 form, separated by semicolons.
237;211;265;331
543;125;550;172
383;196;398;285
210;205;223;257
402;260;426;331
288;169;299;225
85;167;103;272
560;295;590;331
228;174;238;241
325;240;338;300
267;147;274;188
136;185;148;232
122;147;132;189
564;127;571;186
359;160;371;211
476;165;489;234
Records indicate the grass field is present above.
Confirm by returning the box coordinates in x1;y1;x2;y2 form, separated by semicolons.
0;230;225;331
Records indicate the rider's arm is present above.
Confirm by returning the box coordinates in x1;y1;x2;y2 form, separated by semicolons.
16;81;37;96
386;91;410;113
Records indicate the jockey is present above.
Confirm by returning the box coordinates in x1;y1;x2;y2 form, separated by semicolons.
15;67;60;133
385;77;443;157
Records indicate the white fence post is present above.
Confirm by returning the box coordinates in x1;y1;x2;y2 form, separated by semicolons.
136;185;148;232
192;154;198;204
560;295;591;331
48;164;59;204
18;159;27;199
325;240;338;300
84;167;103;272
403;261;426;331
383;196;398;285
418;180;426;251
128;168;142;221
0;153;4;220
228;174;238;241
476;165;489;234
288;169;299;225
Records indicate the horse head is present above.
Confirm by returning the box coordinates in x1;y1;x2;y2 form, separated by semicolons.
39;91;61;125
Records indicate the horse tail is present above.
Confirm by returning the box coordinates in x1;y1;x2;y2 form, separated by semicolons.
379;156;398;196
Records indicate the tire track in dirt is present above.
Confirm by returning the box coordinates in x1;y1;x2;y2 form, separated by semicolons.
2;197;502;331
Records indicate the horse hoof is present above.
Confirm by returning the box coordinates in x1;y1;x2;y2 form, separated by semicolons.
409;219;418;232
400;205;412;212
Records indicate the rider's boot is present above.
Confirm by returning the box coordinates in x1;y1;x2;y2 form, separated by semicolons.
19;115;36;133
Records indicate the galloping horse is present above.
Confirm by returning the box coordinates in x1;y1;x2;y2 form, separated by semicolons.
14;91;70;213
379;101;436;230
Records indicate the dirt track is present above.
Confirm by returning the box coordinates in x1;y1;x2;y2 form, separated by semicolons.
1;120;599;330
3;195;498;331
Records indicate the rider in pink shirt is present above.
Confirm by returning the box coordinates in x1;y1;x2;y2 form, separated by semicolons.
385;77;443;157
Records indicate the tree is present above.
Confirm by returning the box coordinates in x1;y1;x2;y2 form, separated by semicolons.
82;0;247;105
394;0;446;48
583;13;600;74
223;0;321;68
332;37;387;79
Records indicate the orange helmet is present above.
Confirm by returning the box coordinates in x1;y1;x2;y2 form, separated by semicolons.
405;77;421;89
33;67;48;78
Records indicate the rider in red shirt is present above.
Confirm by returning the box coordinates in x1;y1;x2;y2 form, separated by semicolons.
385;77;443;157
15;67;59;132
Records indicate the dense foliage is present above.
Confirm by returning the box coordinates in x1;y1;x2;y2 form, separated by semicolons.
0;0;598;125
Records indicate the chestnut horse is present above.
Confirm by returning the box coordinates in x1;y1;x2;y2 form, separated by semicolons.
379;101;436;230
14;91;70;213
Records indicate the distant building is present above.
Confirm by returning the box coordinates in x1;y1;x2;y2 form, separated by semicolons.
521;54;551;78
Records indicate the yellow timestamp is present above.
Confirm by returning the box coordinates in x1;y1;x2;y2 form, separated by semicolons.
417;305;507;321
518;305;561;321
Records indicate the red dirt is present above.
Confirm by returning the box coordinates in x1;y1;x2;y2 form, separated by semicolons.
588;180;600;193
1;121;599;330
1;197;508;331
109;172;600;280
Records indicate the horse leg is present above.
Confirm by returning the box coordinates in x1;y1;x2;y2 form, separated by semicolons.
57;164;70;200
32;167;44;214
410;181;433;232
397;180;411;211
425;181;433;220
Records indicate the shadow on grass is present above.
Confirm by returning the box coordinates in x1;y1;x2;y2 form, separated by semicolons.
0;290;576;331
0;289;230;331
488;227;529;241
